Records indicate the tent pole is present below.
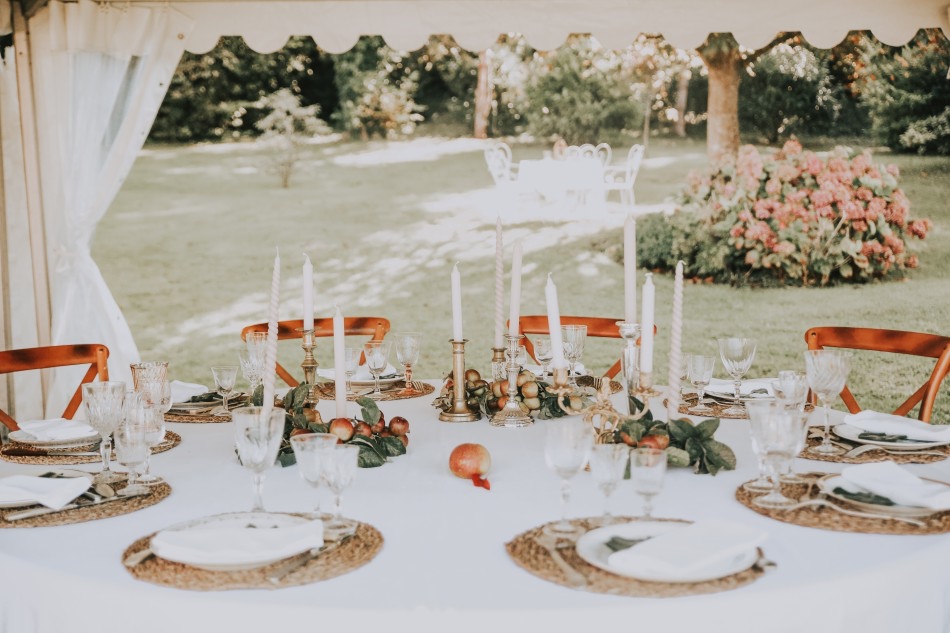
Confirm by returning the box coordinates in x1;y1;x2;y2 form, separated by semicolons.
12;1;51;401
0;67;11;424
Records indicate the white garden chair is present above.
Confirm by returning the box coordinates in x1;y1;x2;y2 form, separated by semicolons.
484;142;518;186
594;143;612;166
604;144;645;207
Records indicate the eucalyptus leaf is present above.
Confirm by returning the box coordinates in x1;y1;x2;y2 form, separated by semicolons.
684;436;705;463
695;418;720;440
665;446;691;468
378;435;407;457
668;418;697;444
277;450;297;468
356;397;381;425
833;486;894;506
357;446;386;468
349;435;386;459
251;385;264;406
702;439;737;475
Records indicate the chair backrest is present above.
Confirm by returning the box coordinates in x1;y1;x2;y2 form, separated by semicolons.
578;143;597;160
0;344;110;431
513;316;625;378
484;142;513;185
804;327;950;422
625;145;645;184
565;145;581;159
241;317;390;387
594;142;612;166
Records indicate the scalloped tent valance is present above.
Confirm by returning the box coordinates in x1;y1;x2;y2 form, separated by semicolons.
5;0;950;52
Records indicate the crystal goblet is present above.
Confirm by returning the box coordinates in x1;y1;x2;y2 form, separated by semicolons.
631;447;666;519
717;337;757;416
393;332;423;397
543;417;594;538
233;407;284;512
589;443;629;525
363;341;392;400
290;432;340;520
804;350;851;456
82;381;126;484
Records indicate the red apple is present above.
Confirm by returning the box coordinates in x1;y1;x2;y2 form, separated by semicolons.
396;434;409;448
379;429;393;438
389;416;410;436
449;443;491;490
290;427;311;438
354;422;373;437
370;412;386;434
328;418;355;442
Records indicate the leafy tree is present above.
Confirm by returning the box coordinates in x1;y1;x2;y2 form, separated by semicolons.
255;89;331;188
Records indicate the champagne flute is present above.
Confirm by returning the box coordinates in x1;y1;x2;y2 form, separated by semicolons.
393;332;423;396
82;382;126;484
750;407;808;508
212;365;238;414
344;347;361;396
804;350;852;456
233;407;285;512
290;432;340;519
717;337;757;416
589;443;629;525
631;447;666;519
323;444;361;535
561;325;588;386
686;354;716;414
543;417;594;538
535;336;554;380
363;341;392;400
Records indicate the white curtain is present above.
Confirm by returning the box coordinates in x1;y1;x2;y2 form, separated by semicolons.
28;0;193;415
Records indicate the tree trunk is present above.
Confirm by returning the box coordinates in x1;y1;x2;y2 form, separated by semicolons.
699;43;742;164
473;50;491;139
674;68;691;137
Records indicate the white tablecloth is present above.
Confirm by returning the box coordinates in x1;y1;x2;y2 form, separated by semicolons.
1;384;949;633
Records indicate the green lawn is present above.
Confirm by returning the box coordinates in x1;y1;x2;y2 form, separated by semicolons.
95;136;950;417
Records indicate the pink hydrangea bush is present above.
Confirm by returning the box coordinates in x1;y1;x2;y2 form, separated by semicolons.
676;140;931;286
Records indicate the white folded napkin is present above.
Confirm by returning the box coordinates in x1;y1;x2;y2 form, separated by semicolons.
0;475;90;510
841;462;950;511
842;410;950;442
151;519;324;567
16;418;97;441
171;380;209;403
352;363;398;381
707;378;775;398
523;362;586;376
607;520;767;578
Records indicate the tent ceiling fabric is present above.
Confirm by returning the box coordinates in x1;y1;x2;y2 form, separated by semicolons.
7;0;950;51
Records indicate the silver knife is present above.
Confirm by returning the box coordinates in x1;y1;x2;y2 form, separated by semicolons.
5;490;149;521
266;532;355;584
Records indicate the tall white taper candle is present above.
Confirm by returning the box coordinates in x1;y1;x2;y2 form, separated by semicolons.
262;248;280;420
624;215;637;323
667;262;685;419
451;263;463;341
546;274;567;368
333;306;346;419
494;217;504;348
302;254;314;332
640;273;655;375
508;240;523;337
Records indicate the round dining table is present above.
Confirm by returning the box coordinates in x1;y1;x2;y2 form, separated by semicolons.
1;382;948;633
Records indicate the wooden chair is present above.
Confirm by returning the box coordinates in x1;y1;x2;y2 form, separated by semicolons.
0;344;110;431
804;327;950;422
241;317;390;387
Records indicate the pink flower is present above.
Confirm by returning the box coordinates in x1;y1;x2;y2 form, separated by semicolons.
885;164;900;178
738;210;753;222
851;220;868;232
804;152;823;176
908;219;931;239
776;163;801;183
722;183;737;198
773;241;795;256
737;145;764;181
856;187;873;202
811;189;833;208
851;152;871;176
781;139;803;156
885;234;905;254
753;199;772;219
729;225;744;238
765;178;782;196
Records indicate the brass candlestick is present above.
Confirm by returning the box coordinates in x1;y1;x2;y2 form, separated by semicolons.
490;346;507;382
490;334;533;428
547;365;586;416
439;339;480;423
298;328;320;406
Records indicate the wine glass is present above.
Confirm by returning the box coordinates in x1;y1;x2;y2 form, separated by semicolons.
290;432;340;520
775;370;809;411
130;361;168;390
561;325;588;386
543;417;594;538
114;415;150;497
717;337;757;416
535;336;554;380
244;332;268;393
344;347;361;395
393;332;423;397
82;381;126;484
631;447;666;519
212;365;238;414
750;407;808;508
744;400;779;493
363;341;392;400
588;443;629;525
323;444;361;535
804;350;852;456
233;407;285;512
686;354;716;414
238;350;263;394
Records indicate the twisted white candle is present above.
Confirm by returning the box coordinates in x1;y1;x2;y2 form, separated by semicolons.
508;240;523;337
667;261;685;419
494;217;504;348
333;306;346;419
624;215;637;324
262;249;280;420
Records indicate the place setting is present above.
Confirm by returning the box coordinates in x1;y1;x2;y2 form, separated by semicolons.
122;407;383;591
506;418;774;598
164;373;249;423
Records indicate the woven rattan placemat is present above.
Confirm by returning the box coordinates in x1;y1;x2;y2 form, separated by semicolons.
575;376;623;395
735;479;949;535
0;431;182;466
505;517;769;598
798;433;949;465
312;381;435;402
123;519;383;591
0;481;172;528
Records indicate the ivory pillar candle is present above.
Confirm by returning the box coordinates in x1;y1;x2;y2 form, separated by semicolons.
624;215;637;324
508;241;523;337
262;249;280;419
494;217;504;348
640;273;655;375
546;274;567;368
302;254;314;332
333;306;346;419
667;262;685;419
451;263;463;341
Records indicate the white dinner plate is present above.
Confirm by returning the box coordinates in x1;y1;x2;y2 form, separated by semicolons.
818;475;941;518
8;429;100;448
574;521;760;583
832;423;949;450
705;380;776;403
150;512;314;572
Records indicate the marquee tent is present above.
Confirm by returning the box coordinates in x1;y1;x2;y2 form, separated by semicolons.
0;0;948;419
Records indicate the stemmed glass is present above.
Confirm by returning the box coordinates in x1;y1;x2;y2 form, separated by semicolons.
115;396;150;497
561;325;588;386
130;361;168;390
233;407;285;512
543;418;594;538
290;432;340;520
749;407;808;508
745;401;779;493
535;336;554;380
686;354;716;414
775;370;809;411
133;375;171;485
323;444;361;535
344;347;361;396
212;365;238;414
631;447;666;519
589;444;629;525
244;332;268;394
804;350;852;456
238;351;263;395
393;332;423;397
717;337;757;416
363;341;392;400
82;382;126;484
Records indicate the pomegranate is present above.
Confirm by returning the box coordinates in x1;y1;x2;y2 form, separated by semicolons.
449;443;491;490
328;418;355;442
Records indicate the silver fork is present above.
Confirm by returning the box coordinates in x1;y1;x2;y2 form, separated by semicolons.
781;497;927;527
535;532;588;589
843;444;947;459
